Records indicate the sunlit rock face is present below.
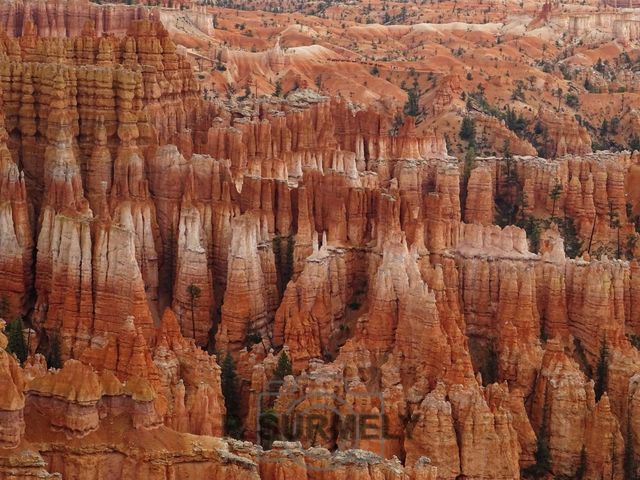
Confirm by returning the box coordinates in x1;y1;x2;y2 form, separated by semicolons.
4;0;640;478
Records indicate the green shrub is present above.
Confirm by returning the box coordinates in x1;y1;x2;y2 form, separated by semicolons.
7;316;27;364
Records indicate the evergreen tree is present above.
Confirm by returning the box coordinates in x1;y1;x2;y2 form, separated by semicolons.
7;316;27;364
554;87;563;110
595;338;609;402
626;234;638;260
403;88;420;117
463;147;476;180
532;434;552;475
273;350;293;381
273;236;284;295
565;93;579;108
460;116;476;144
540;315;548;343
390;113;404;136
239;84;251;101
533;424;552;474
285;236;294;287
273;236;295;297
47;332;62;369
525;392;552;476
0;295;9;319
481;341;499;386
576;446;587;480
273;236;282;258
186;284;202;342
511;82;525;102
503;138;512;161
221;353;241;437
518;215;541;253
625;420;637;480
584;77;596;93
610;116;620;135
460;147;477;218
274;80;282;97
245;329;262;348
523;385;553;477
559;217;582;258
503;139;518;194
549;183;562;218
258;407;280;449
609;203;622;258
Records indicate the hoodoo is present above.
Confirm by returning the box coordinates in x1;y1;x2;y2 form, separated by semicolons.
1;0;640;478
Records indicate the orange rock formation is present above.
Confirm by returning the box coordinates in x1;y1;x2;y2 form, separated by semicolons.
2;1;640;479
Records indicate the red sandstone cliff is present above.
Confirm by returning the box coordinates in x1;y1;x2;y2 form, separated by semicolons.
2;4;640;480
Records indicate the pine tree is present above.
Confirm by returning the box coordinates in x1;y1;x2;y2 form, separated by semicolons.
463;147;476;180
555;86;563;110
595;338;609;402
625;419;637;480
540;315;548;343
503;138;512;160
273;236;284;295
482;341;499;386
503;139;518;198
274;80;282;97
47;332;62;369
186;284;202;342
460;116;476;144
520;215;541;253
258;407;280;449
0;295;9;319
525;388;552;477
533;423;552;474
609;203;622;258
273;350;293;381
460;147;477;218
549;183;562;219
285;236;294;288
403;88;420;117
245;329;262;348
7;316;27;364
221;353;241;437
576;446;587;480
273;236;295;297
559;217;583;258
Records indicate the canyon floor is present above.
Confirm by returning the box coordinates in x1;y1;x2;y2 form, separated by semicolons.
2;0;640;479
